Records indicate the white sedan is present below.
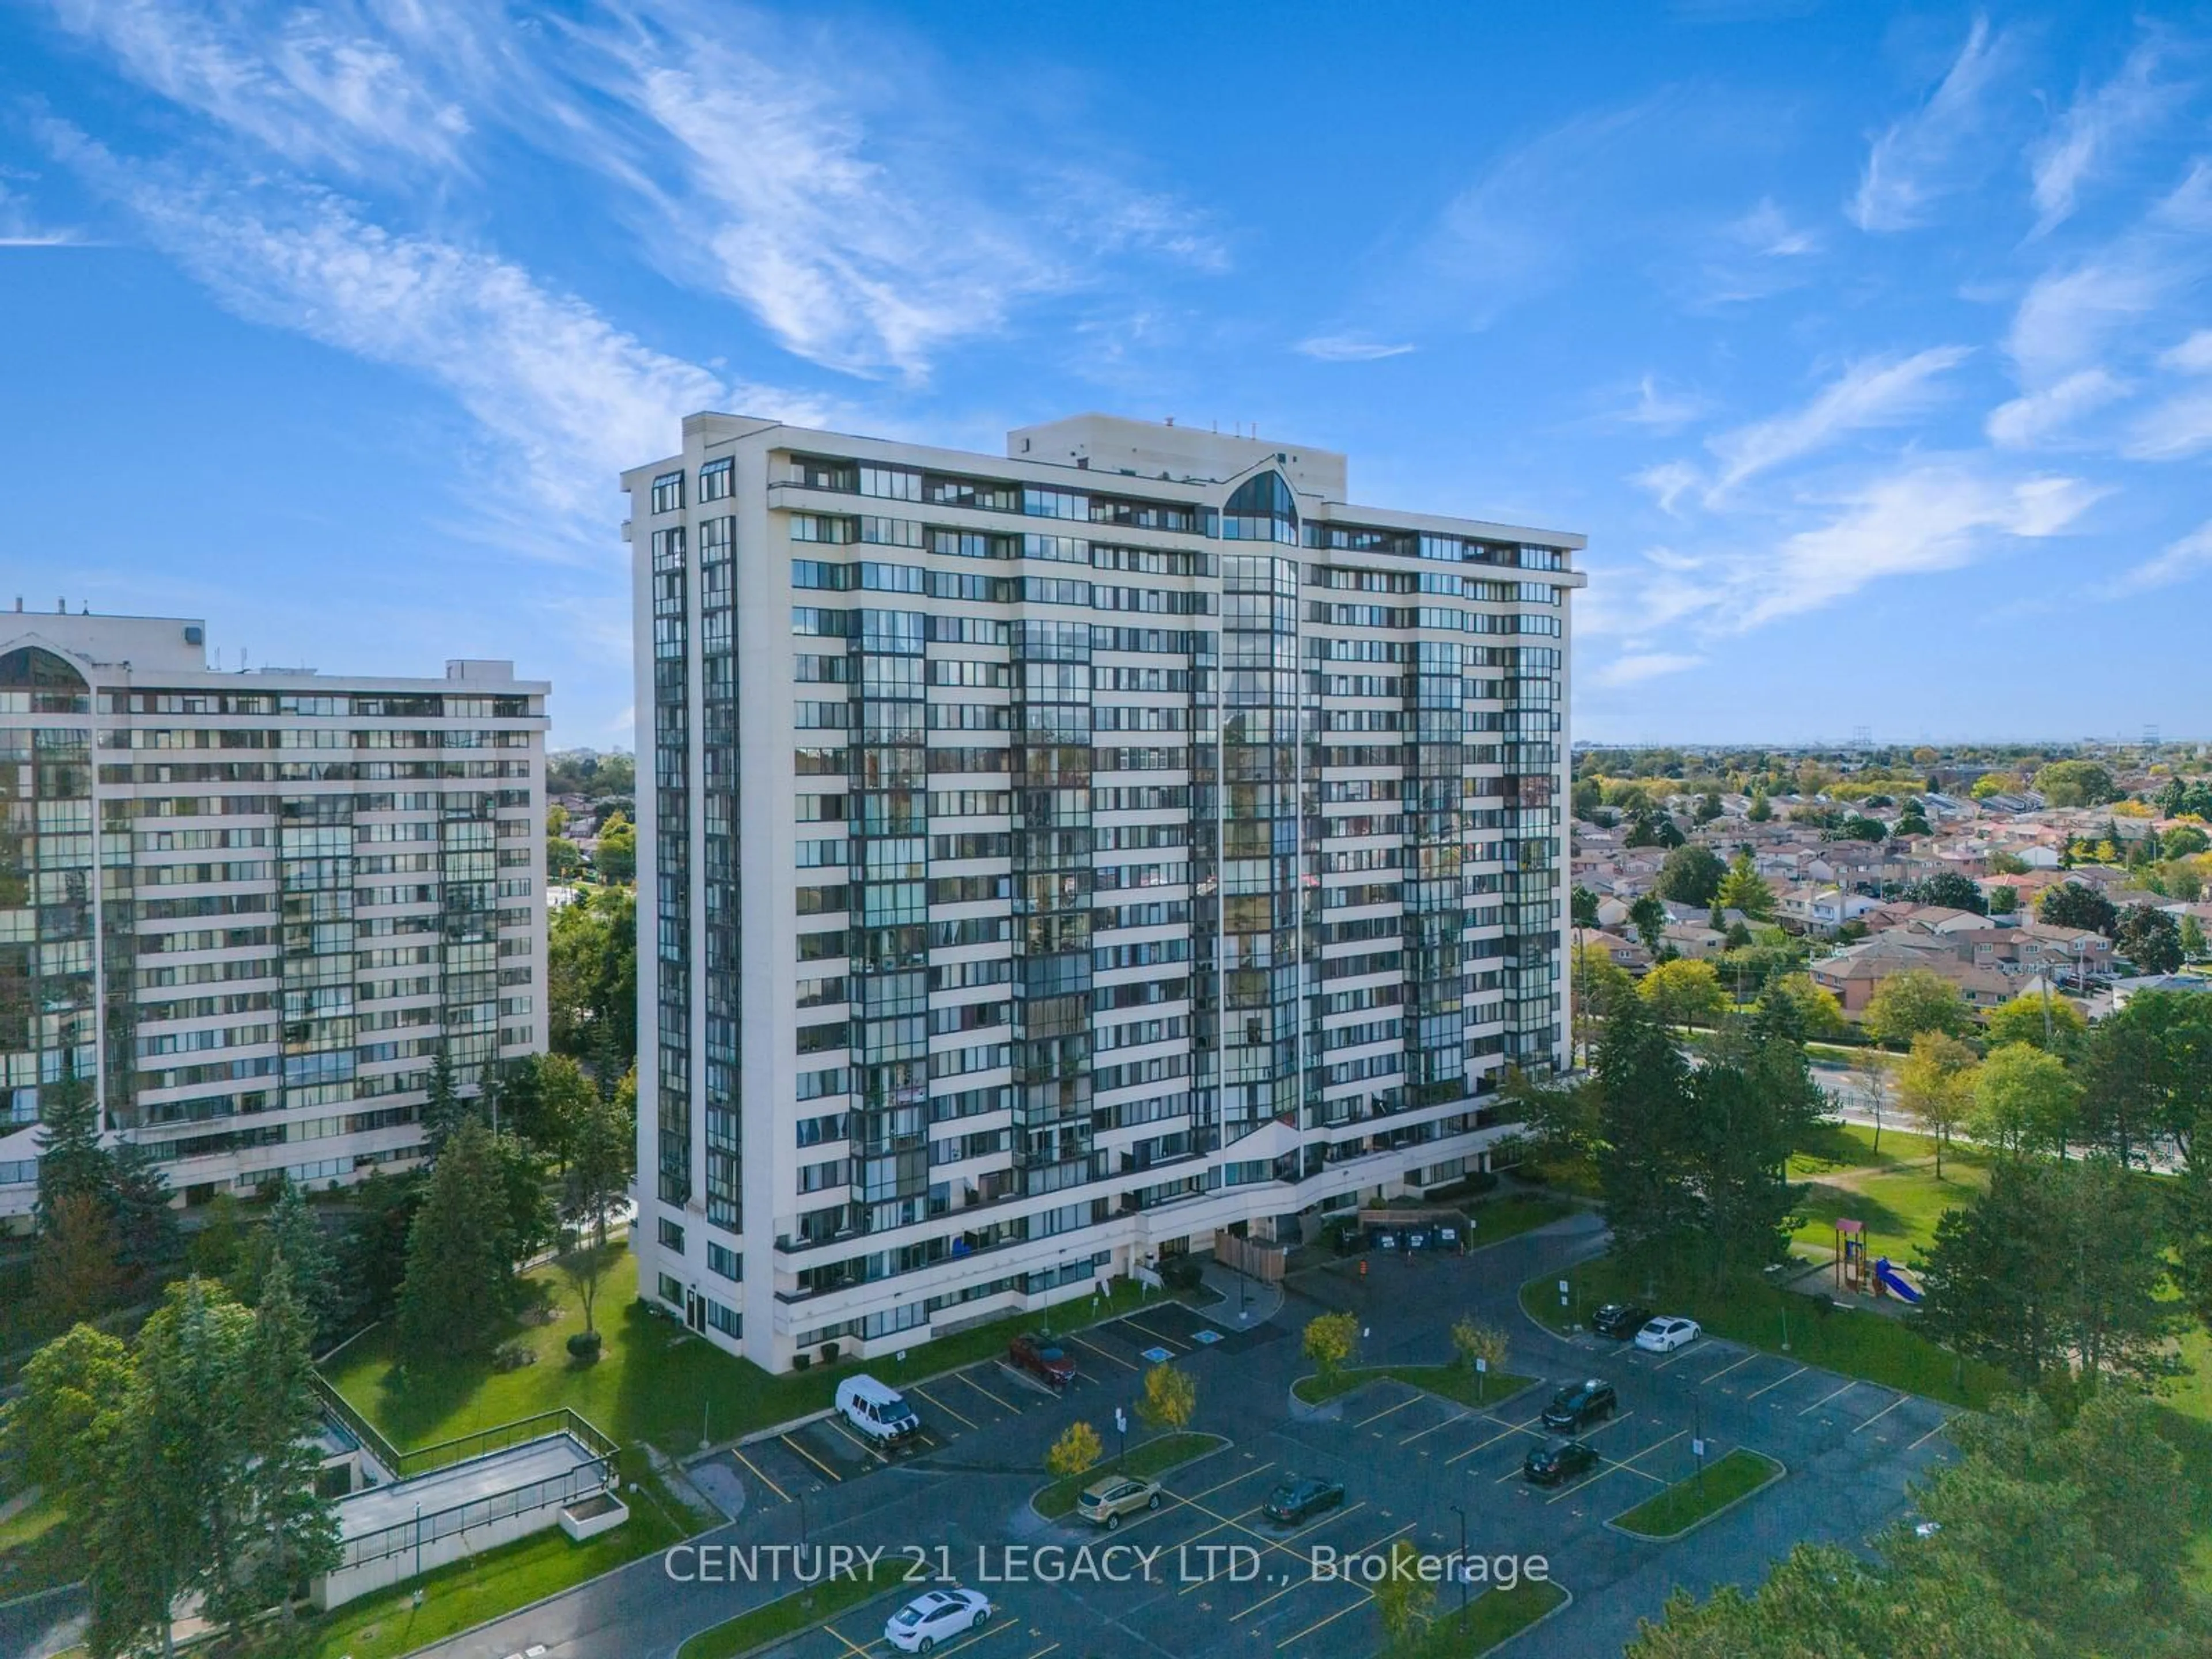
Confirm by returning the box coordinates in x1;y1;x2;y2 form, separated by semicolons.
1634;1316;1701;1354
885;1587;992;1653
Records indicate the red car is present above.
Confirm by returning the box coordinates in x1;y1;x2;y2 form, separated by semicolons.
1006;1333;1077;1387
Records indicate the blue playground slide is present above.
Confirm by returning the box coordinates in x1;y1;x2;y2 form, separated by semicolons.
1873;1256;1924;1304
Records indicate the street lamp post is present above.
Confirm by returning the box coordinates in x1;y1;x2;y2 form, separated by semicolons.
1449;1502;1468;1616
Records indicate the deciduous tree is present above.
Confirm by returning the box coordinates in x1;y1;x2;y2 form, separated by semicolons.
1047;1420;1102;1480
1639;957;1727;1033
1137;1361;1198;1432
2037;881;2118;936
1302;1311;1358;1386
1655;844;1726;907
1970;1043;2080;1160
1982;990;2086;1055
1897;1032;1978;1177
1863;969;1974;1047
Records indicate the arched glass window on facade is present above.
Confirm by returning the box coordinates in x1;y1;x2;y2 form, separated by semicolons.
0;647;90;714
1221;471;1299;544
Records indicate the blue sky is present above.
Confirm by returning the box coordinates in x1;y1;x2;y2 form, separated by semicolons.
3;3;2209;747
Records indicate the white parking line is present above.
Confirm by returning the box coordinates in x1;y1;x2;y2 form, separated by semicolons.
1851;1394;1910;1434
1698;1351;1761;1387
1745;1364;1808;1402
1797;1380;1859;1417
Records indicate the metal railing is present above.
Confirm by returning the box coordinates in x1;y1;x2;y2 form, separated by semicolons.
389;1408;618;1480
309;1373;404;1475
336;1453;613;1570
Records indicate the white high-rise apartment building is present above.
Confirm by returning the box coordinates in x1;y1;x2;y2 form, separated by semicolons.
0;608;548;1225
624;414;1581;1370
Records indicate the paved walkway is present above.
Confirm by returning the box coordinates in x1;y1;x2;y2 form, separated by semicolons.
1199;1253;1283;1327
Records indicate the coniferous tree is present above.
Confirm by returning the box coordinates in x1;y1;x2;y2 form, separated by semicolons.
1596;993;1700;1264
419;1047;469;1162
237;1253;341;1626
32;1066;107;1231
107;1137;179;1275
234;1177;339;1342
397;1119;518;1359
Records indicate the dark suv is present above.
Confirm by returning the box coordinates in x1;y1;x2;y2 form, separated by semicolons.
1541;1378;1618;1433
1590;1302;1654;1340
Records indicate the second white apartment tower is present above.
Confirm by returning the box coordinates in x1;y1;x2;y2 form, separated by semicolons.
624;414;1583;1370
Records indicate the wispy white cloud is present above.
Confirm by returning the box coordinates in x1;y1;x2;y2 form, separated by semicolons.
36;0;1223;382
2029;39;2179;236
1592;461;2100;644
1634;461;1702;515
2102;520;2212;595
46;124;835;540
1618;376;1709;431
1729;198;1820;257
2160;329;2212;373
2122;389;2212;460
0;181;87;246
1591;652;1705;687
1985;367;2128;448
1850;15;2012;232
2005;257;2173;382
1734;464;2098;628
36;0;475;173
1703;347;1970;501
1296;336;1415;362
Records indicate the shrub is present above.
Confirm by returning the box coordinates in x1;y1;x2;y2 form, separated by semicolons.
566;1330;603;1361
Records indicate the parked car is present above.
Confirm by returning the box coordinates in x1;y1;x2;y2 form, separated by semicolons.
836;1374;922;1446
1523;1439;1599;1487
1590;1302;1654;1340
1634;1316;1701;1354
1077;1473;1164;1529
884;1588;991;1653
1264;1474;1346;1525
1006;1333;1076;1388
1541;1378;1618;1433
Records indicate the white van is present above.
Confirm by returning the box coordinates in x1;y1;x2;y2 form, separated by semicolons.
836;1374;922;1446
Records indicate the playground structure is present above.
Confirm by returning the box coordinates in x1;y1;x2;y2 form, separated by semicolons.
1873;1256;1925;1304
1834;1218;1867;1292
1831;1218;1923;1303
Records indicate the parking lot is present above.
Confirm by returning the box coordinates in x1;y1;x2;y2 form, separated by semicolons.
695;1298;1274;1523
714;1298;1959;1659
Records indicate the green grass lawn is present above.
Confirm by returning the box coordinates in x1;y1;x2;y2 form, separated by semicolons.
0;1491;71;1600
1465;1193;1577;1249
1787;1118;1945;1176
301;1490;683;1659
1292;1363;1536;1411
1031;1430;1226;1520
675;1560;906;1659
1610;1449;1783;1539
1391;1577;1568;1657
1791;1160;1990;1264
325;1247;1172;1457
1522;1257;2006;1408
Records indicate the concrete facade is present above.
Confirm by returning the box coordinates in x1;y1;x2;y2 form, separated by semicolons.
621;413;1584;1370
0;608;548;1222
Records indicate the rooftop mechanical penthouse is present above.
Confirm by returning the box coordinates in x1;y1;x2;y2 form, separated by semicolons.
622;413;1585;1371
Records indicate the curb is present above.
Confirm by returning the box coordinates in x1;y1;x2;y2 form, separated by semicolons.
1603;1450;1788;1543
1472;1579;1575;1658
